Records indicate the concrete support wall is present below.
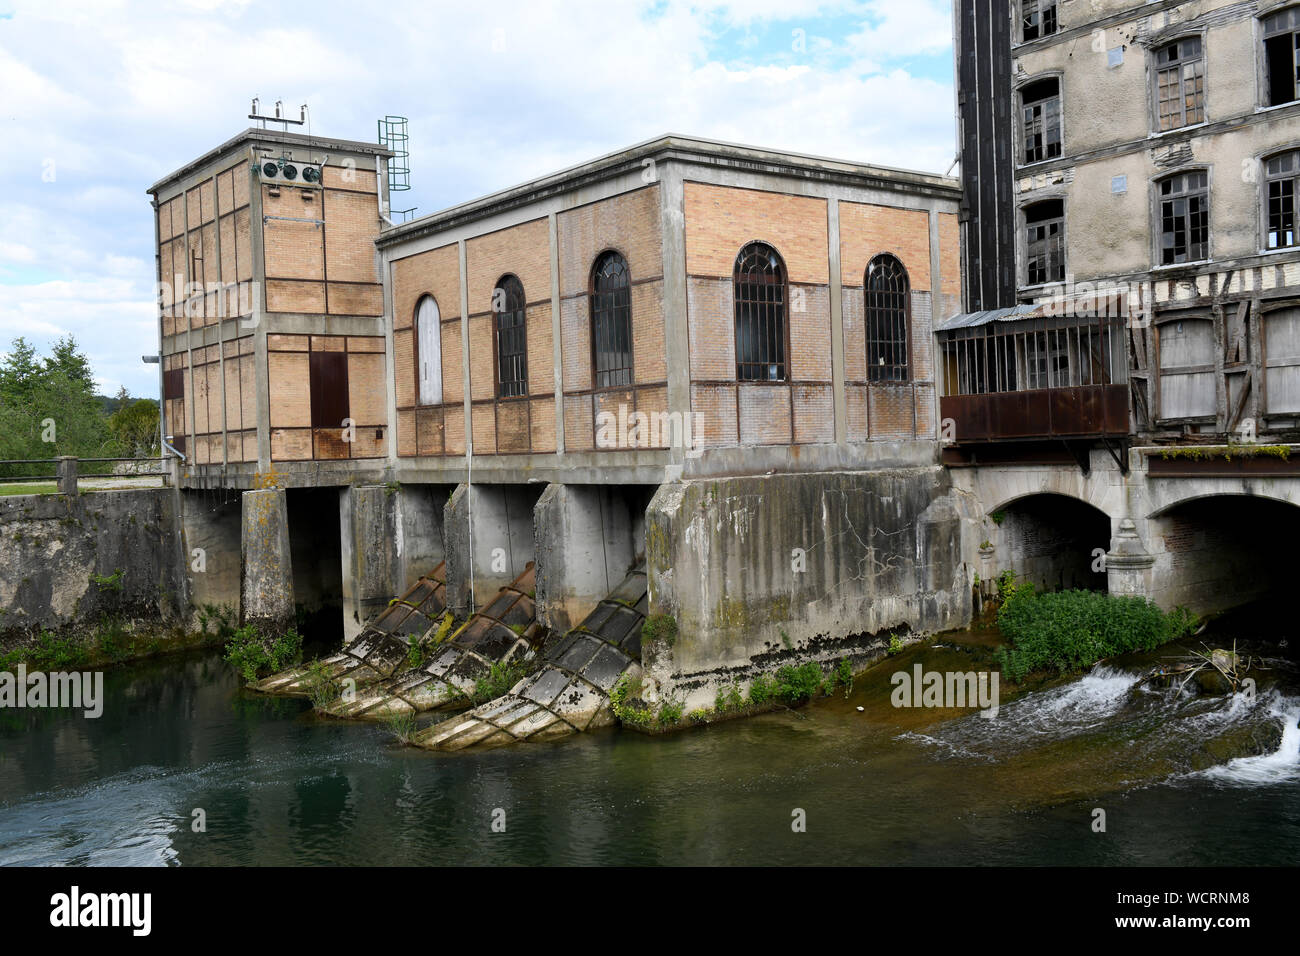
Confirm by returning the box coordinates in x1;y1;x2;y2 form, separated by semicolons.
180;489;242;621
534;483;641;633
240;488;293;631
393;484;449;592
0;489;184;641
336;482;450;640
443;482;540;617
339;485;395;641
645;468;971;709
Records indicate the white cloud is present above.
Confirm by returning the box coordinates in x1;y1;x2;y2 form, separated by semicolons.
0;0;954;395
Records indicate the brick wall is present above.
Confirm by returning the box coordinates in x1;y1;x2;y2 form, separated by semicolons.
267;333;388;461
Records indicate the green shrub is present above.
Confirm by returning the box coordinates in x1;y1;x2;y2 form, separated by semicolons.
774;662;824;705
305;659;341;710
223;625;303;681
995;584;1197;682
748;674;775;706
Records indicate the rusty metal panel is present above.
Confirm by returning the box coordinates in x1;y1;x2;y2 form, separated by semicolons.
309;350;349;430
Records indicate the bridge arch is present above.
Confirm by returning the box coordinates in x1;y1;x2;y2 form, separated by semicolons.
984;491;1112;593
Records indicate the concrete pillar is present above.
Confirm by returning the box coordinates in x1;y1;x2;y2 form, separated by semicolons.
240;488;293;631
340;484;398;642
56;456;78;496
181;489;242;621
534;483;637;633
444;482;536;617
1106;518;1155;599
393;484;448;593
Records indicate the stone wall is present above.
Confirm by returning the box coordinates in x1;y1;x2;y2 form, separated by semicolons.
0;489;184;643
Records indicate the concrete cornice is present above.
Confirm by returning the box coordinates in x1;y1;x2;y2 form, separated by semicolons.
146;128;395;195
375;134;960;250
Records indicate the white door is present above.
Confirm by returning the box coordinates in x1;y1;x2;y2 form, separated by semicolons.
417;295;443;405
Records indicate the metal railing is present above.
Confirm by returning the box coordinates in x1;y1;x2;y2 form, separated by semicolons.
0;456;172;494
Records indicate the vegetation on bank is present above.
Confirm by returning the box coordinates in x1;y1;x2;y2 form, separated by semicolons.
612;657;857;732
222;623;304;681
993;573;1198;683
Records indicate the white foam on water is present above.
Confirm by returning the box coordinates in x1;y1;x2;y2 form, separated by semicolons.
1201;698;1300;786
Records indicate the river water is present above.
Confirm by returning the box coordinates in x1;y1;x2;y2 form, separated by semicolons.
0;614;1297;866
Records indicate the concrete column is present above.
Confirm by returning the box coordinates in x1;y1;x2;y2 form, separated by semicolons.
181;489;242;621
1106;518;1155;599
444;482;537;617
339;484;398;642
534;483;636;633
56;456;78;496
240;488;293;631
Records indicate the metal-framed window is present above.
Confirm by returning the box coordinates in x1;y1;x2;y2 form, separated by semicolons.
493;274;527;398
1022;0;1057;41
415;294;443;406
865;254;910;383
1266;150;1300;249
1263;7;1300;106
1157;170;1209;265
733;241;787;382
1154;36;1205;131
1024;199;1065;285
590;251;633;389
1021;77;1062;164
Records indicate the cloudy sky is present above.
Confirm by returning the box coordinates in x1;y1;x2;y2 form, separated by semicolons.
0;0;956;397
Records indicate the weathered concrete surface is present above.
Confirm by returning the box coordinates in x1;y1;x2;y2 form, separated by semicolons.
417;565;646;751
180;489;241;622
644;469;970;710
0;489;184;641
240;488;294;632
393;484;449;596
339;484;397;641
534;482;644;634
443;483;540;617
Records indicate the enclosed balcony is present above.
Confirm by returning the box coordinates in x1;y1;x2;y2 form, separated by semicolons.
937;304;1129;444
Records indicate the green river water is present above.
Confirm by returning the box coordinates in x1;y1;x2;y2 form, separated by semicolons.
0;615;1297;866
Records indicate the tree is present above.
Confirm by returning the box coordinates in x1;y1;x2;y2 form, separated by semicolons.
0;337;41;406
109;394;160;457
44;335;96;393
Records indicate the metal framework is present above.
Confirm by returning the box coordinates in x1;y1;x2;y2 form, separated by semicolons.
866;254;911;382
377;115;411;193
591;251;633;389
938;304;1130;443
733;241;788;382
494;275;528;398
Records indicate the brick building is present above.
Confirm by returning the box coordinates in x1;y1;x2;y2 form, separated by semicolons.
150;132;961;487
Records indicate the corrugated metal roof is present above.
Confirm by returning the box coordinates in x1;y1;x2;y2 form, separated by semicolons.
935;303;1043;332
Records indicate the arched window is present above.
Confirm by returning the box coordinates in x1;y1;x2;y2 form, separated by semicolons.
733;242;787;382
416;295;442;405
493;274;527;398
865;254;910;382
591;251;632;388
